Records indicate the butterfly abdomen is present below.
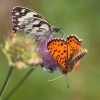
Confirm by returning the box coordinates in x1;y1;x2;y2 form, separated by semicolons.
72;49;87;62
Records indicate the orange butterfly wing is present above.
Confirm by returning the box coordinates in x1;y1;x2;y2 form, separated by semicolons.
47;39;68;70
66;35;82;72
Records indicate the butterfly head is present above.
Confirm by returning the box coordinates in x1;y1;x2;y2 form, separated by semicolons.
51;27;61;32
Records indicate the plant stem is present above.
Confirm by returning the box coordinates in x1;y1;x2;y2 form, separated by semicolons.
4;68;34;99
0;66;14;99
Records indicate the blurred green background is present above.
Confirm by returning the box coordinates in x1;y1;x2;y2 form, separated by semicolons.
0;0;100;100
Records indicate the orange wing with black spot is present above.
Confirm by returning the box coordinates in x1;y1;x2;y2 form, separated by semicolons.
47;38;68;70
66;35;82;59
66;35;83;72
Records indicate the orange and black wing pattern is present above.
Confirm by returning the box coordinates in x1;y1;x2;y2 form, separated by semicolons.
47;35;87;73
47;38;68;70
66;35;83;72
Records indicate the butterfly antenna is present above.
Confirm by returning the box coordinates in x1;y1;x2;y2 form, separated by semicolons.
59;29;66;39
65;74;70;88
48;74;65;82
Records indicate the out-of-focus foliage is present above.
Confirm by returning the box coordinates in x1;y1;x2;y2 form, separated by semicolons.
0;0;100;100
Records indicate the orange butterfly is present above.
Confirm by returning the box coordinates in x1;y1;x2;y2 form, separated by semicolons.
47;35;87;74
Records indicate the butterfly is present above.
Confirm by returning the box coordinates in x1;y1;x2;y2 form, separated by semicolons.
11;6;61;40
47;35;87;74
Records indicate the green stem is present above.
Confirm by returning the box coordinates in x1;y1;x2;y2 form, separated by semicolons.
0;66;14;99
4;68;34;99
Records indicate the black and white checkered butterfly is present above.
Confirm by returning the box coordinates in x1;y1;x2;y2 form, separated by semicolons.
11;6;61;40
